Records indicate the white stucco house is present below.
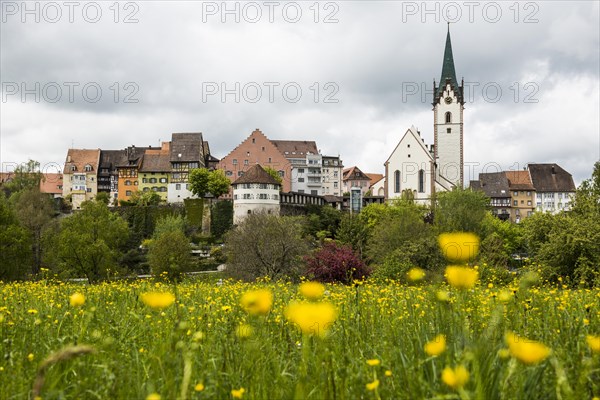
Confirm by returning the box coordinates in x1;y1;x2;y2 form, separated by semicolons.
232;164;281;224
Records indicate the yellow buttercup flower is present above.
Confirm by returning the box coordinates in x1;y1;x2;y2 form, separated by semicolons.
231;387;245;398
27;353;34;362
140;292;175;310
384;370;392;377
586;335;600;354
498;290;513;303
240;289;273;315
445;266;478;289
299;282;325;300
438;232;479;262
424;335;446;356
146;394;161;400
366;359;380;366
441;365;469;389
505;332;551;364
407;268;426;282
436;291;450;302
366;379;379;391
194;383;205;392
285;301;337;337
69;292;85;307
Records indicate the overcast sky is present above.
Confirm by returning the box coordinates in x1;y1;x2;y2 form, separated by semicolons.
1;0;599;185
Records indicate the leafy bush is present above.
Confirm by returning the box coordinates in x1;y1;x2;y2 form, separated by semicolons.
304;241;370;284
224;214;310;282
147;230;192;281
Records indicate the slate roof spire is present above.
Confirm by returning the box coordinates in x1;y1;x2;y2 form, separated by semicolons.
435;24;463;104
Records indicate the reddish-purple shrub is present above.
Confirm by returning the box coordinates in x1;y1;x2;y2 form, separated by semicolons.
304;242;370;284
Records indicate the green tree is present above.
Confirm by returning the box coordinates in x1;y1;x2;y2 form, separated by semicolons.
368;202;439;267
479;212;525;269
208;169;231;198
3;160;42;195
224;214;310;281
304;204;342;240
152;214;186;239
10;187;56;274
189;168;211;197
147;230;192;281
190;168;231;198
435;187;490;235
129;191;162;206
336;213;370;259
57;200;129;283
264;166;283;184
0;192;31;280
95;192;111;205
520;163;600;286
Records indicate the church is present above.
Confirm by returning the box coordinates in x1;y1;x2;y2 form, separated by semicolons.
383;26;464;204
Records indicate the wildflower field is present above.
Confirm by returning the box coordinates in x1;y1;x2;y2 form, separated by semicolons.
1;276;599;400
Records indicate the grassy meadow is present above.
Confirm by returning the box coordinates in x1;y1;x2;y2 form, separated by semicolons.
1;274;599;400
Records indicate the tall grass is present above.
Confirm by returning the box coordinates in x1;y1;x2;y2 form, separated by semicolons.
0;278;598;399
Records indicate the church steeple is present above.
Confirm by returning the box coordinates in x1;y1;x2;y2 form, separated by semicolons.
435;24;463;104
433;24;464;189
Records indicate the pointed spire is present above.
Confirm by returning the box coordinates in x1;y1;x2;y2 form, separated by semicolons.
437;25;461;102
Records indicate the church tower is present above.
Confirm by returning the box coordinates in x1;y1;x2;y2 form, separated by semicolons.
433;25;464;188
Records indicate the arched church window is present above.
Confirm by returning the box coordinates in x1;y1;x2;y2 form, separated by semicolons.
394;170;401;193
445;112;451;123
418;169;425;193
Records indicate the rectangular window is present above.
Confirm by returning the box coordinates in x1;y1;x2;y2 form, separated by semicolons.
513;200;518;206
176;184;181;190
298;168;305;173
528;200;532;206
268;157;272;163
126;190;132;196
333;171;338;178
334;182;338;188
311;190;318;195
244;160;249;165
514;191;518;196
298;178;305;182
527;191;531;196
232;159;238;165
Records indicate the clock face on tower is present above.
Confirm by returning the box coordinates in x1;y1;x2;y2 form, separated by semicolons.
444;96;453;104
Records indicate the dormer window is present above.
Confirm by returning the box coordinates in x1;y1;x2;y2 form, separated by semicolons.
84;164;93;172
71;165;76;172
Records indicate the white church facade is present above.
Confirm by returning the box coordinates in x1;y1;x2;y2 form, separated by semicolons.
384;27;465;204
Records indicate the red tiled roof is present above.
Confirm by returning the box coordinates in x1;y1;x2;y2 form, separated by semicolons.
232;164;281;186
63;149;100;174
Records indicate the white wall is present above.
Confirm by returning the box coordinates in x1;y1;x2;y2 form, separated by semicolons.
434;84;463;185
167;183;197;203
386;128;433;204
233;183;280;224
